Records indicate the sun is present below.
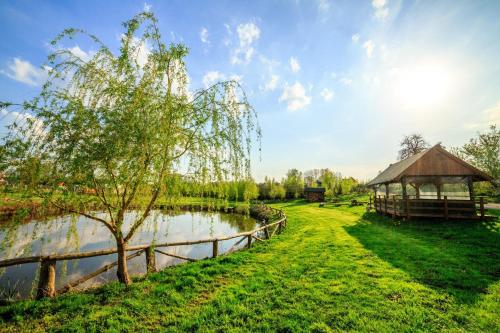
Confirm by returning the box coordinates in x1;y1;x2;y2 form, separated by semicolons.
393;61;454;109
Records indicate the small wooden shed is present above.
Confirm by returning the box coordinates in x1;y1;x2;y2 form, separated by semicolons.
367;144;492;219
304;187;325;202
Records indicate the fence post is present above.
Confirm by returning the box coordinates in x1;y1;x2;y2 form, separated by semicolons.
378;195;382;212
278;221;283;234
480;197;485;220
264;222;270;239
384;196;388;214
444;196;448;220
247;234;252;249
212;240;219;258
36;259;56;299
146;246;156;273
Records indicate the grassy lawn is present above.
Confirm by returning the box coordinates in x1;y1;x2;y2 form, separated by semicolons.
0;200;499;332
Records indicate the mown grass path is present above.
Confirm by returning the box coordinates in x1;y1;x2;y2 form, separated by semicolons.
0;201;499;332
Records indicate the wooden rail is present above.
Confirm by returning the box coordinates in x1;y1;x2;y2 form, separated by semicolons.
372;196;486;220
0;206;287;299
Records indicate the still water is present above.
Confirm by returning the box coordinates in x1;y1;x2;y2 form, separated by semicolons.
0;210;259;299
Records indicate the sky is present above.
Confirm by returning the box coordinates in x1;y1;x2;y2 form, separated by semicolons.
0;0;499;182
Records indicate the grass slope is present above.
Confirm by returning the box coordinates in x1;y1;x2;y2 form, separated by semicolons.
0;201;499;332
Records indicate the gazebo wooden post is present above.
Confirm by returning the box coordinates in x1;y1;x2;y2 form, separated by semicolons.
479;197;485;220
436;177;442;200
384;184;389;214
401;178;407;199
392;195;396;218
444;196;448;220
415;184;420;199
467;176;475;201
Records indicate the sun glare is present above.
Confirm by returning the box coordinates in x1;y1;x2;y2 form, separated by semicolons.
393;62;454;109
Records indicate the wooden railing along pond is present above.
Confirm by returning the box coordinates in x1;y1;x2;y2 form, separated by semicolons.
0;206;286;300
371;195;486;220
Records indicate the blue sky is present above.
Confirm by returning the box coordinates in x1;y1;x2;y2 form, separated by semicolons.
1;0;499;182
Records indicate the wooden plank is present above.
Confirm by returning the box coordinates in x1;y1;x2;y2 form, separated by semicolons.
58;251;143;294
252;235;264;242
155;249;197;262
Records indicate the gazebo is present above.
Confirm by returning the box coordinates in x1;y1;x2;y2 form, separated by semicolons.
367;144;492;219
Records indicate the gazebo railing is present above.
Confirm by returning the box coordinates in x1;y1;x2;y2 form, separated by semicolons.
371;195;485;220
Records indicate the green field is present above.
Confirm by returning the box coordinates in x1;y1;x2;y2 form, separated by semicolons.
0;200;499;332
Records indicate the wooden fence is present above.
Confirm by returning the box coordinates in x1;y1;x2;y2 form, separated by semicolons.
0;207;286;299
371;195;485;220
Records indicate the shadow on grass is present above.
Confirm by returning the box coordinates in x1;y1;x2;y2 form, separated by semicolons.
345;212;500;304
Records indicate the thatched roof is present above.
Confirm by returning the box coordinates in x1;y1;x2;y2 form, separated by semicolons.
367;144;492;187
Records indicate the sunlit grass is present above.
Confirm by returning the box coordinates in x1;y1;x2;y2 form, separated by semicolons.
0;199;498;332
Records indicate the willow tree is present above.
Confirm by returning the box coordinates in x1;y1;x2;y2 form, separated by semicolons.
0;12;260;285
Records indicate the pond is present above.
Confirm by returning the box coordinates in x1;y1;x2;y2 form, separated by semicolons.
0;210;259;299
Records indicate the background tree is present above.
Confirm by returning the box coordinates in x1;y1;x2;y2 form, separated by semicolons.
283;169;304;198
258;177;285;200
0;12;260;285
451;125;499;199
398;133;430;160
454;125;499;181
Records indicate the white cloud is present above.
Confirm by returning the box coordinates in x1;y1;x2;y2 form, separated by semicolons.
363;40;375;58
320;88;335;102
229;74;243;82
120;35;151;67
466;102;500;129
279;82;311;111
143;2;152;12
237;22;260;46
67;46;93;62
203;71;224;88
200;27;209;44
351;34;360;43
263;74;279;91
318;0;330;12
339;77;352;85
289;57;300;73
372;0;389;20
1;58;49;86
372;0;387;9
231;22;260;65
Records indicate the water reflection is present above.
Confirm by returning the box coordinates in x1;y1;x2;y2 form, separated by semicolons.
0;210;258;299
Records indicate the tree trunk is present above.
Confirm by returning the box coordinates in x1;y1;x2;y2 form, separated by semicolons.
116;239;131;285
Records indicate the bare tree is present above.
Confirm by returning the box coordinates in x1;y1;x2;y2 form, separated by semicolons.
398;134;430;160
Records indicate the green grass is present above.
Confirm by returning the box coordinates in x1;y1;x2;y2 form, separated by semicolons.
0;200;499;332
